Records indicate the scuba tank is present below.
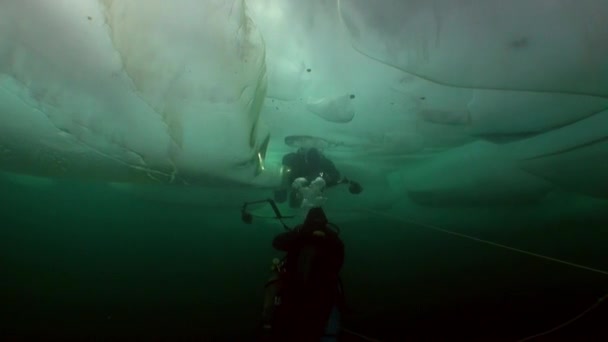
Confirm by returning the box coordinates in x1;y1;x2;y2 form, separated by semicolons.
321;304;341;342
261;258;286;333
261;257;342;342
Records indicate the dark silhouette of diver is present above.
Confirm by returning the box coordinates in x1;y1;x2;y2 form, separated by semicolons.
261;207;345;342
274;147;363;208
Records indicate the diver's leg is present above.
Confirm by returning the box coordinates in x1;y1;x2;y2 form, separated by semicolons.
273;166;295;203
288;177;309;208
288;190;303;208
321;305;341;342
289;190;303;208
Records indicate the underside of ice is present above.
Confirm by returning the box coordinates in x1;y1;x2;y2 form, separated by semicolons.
0;0;271;186
0;0;607;208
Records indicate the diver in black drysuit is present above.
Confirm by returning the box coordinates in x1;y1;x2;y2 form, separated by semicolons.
266;207;345;342
274;147;363;208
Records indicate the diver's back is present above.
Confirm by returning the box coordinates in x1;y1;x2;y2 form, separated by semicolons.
275;230;343;341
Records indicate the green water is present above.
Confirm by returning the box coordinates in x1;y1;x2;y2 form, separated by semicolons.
1;179;607;341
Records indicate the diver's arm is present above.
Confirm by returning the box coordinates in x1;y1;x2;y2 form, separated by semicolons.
320;158;342;187
330;233;345;270
282;153;298;167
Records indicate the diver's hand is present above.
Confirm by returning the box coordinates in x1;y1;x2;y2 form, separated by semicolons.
348;181;363;194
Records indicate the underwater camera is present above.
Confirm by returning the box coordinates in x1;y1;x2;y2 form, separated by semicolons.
240;199;340;234
240;199;294;230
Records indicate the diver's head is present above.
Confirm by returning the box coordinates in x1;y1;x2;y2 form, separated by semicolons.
303;207;328;229
305;147;322;166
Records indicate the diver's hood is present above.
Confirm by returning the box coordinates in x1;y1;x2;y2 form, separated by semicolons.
303;207;328;228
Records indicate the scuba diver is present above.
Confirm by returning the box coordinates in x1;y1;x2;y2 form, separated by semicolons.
274;147;363;208
260;206;345;342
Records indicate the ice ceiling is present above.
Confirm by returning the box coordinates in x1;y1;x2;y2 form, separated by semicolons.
1;0;607;208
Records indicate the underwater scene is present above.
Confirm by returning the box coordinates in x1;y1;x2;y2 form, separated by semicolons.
1;1;607;341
